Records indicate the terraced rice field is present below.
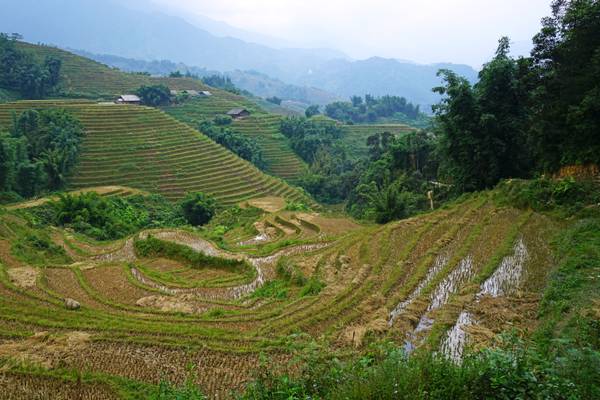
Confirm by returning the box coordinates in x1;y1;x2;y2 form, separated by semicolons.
343;124;417;159
165;99;307;180
0;189;558;398
0;101;309;206
16;42;209;98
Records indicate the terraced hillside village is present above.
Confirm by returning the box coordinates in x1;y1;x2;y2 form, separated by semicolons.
1;1;600;397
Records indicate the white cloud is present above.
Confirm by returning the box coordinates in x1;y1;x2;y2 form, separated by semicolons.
151;0;551;67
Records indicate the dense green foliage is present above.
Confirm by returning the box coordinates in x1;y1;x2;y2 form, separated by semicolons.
304;105;320;118
135;84;171;106
199;121;265;169
238;337;598;400
179;191;217;227
31;192;184;240
0;34;61;99
496;177;600;217
434;38;532;192
134;235;250;273
529;0;600;170
325;95;425;125
201;75;241;95
280;116;442;219
0;108;84;198
435;0;600;190
280;116;346;164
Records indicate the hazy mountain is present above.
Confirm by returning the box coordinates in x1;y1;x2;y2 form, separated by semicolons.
0;0;342;83
0;0;478;109
73;49;341;107
295;57;479;111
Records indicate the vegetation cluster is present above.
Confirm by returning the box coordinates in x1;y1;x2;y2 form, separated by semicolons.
0;33;62;99
0;108;84;199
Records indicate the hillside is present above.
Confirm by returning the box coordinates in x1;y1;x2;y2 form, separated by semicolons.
164;100;307;181
0;184;585;398
0;101;309;206
14;42;208;99
343;124;417;159
8;42;309;182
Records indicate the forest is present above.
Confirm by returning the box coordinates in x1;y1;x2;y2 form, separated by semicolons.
288;0;599;223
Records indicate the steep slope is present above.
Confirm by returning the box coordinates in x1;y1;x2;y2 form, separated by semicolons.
164;99;307;181
16;42;208;98
0;101;309;206
13;42;308;181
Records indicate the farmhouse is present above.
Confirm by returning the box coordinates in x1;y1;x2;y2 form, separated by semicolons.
227;108;250;119
115;94;141;105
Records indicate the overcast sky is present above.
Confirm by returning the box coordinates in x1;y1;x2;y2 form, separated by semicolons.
152;0;551;68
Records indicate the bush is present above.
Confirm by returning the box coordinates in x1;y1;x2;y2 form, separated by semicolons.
199;121;265;169
30;192;183;240
134;235;250;273
179;192;217;226
135;84;171;106
213;115;232;126
496;177;600;216
238;338;597;399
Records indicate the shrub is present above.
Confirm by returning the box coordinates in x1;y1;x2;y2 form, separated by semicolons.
135;84;171;106
496;177;600;216
213;115;232;126
134;235;249;273
179;192;217;226
31;192;183;240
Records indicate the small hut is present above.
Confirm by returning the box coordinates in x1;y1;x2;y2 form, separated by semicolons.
116;94;141;105
227;108;250;119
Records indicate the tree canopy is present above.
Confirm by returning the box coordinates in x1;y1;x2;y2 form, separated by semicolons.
0;34;62;99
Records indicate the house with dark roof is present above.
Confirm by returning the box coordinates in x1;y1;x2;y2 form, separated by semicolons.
227;108;250;119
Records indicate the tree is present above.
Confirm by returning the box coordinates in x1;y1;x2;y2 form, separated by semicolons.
0;108;84;197
135;85;171;106
0;34;61;99
266;96;282;105
179;192;217;226
433;37;531;192
305;105;320;118
529;0;600;170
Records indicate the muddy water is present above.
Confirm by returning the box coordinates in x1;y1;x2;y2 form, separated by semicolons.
440;238;529;361
388;254;449;326
238;233;269;246
402;255;474;353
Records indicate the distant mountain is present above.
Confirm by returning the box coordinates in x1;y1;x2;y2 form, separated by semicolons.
0;0;342;83
72;50;341;107
0;0;479;110
294;57;479;111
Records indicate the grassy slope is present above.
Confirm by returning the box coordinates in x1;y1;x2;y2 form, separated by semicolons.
15;41;308;181
16;42;208;99
310;115;416;159
164;99;307;181
0;100;309;206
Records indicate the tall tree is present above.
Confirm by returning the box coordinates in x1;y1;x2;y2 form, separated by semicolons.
529;0;600;170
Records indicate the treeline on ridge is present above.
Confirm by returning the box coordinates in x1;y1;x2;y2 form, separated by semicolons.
0;33;62;99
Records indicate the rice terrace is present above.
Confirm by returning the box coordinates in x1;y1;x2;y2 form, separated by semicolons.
0;1;599;399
